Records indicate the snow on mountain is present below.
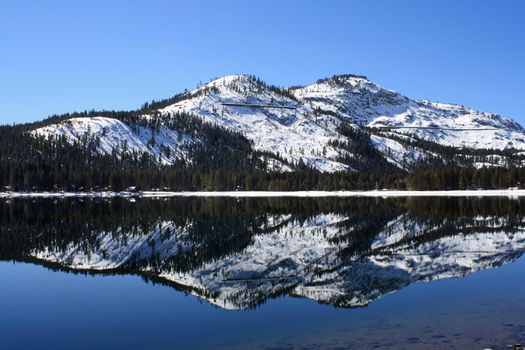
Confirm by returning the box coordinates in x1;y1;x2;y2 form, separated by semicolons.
30;74;525;172
33;116;193;165
293;74;525;150
159;75;349;172
370;135;429;169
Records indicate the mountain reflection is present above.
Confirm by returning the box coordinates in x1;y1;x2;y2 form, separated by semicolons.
1;197;524;310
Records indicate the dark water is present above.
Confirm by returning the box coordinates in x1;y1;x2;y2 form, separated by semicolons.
1;197;524;349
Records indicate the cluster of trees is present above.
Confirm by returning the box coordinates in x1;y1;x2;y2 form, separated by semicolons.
2;103;525;191
3;143;525;191
329;123;396;172
239;75;298;101
379;130;525;168
405;166;524;190
0;109;277;190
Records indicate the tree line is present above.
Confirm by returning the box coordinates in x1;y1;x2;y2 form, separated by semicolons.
2;105;525;191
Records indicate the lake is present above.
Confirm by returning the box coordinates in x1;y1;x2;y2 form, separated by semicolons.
1;196;524;349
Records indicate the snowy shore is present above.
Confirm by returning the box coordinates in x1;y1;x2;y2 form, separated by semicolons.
2;189;525;198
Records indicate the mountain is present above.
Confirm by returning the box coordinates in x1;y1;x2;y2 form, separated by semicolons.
28;74;525;173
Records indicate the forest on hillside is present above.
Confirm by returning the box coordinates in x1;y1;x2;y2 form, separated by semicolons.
1;113;525;192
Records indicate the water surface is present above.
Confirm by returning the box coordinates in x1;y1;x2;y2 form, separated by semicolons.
1;197;524;349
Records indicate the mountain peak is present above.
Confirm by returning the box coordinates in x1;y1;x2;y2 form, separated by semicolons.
316;73;369;85
205;74;252;86
302;73;388;96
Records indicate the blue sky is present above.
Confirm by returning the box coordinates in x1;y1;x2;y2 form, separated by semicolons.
1;0;524;124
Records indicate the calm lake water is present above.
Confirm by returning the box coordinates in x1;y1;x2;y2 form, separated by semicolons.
1;197;524;349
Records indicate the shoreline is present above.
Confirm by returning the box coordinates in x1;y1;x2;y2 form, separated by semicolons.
1;189;525;198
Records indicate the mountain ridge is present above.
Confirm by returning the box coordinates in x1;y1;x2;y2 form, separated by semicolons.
7;73;525;179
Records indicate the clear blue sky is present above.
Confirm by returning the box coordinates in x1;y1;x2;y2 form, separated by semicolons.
1;0;524;125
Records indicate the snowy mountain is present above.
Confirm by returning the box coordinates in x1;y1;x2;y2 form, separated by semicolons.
293;74;525;149
31;74;525;172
